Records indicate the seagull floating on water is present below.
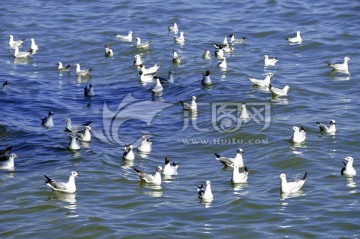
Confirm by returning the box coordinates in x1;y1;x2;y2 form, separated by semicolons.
137;135;152;153
30;38;39;52
201;70;212;86
0;81;8;91
197;180;213;201
84;84;95;97
269;84;289;97
139;71;156;83
168;23;178;33
139;64;160;75
115;31;133;42
232;166;248;184
328;57;350;73
215;148;244;168
174;31;185;43
279;172;307;193
104;43;114;57
75;64;92;76
341;156;356;177
286;30;302;44
9;35;25;48
180;96;197;110
136;37;152;49
248;73;273;87
317;120;336;134
65;118;92;133
162;157;179;176
151;78;163;94
202;50;211;60
0;153;18;170
134;166;162;185
264;55;278;67
172;51;181;65
13;46;32;58
133;54;143;66
44;171;80;193
68;133;80;150
57;62;71;72
123;144;135;160
240;104;250;120
218;57;227;69
291;126;306;143
76;126;92;142
41;111;54;128
229;34;246;44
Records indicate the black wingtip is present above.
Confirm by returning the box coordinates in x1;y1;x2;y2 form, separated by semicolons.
133;167;141;173
302;172;308;180
44;175;51;183
214;153;221;158
165;156;170;164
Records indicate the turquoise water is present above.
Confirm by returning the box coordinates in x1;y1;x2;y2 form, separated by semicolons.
1;0;360;238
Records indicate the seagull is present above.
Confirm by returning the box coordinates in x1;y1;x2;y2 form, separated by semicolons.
137;135;152;153
291;126;306;143
168;23;178;33
174;31;185;43
162;156;179;176
269;84;289;97
133;166;162;185
9;35;25;48
328;57;350;72
123;144;135;160
215;148;244;168
248;73;273;87
232;166;248;184
165;70;176;84
41;111;54;128
115;31;133;42
75;64;92;76
286;30;302;44
44;171;80;193
0;153;18;170
316;120;336;134
68;133;80;150
180;96;197;110
76;126;92;142
197;180;213;201
133;54;143;66
104;43;114;57
65;118;92;133
240;104;250;120
139;71;156;83
0;81;8;91
229;34;246;44
172;51;181;64
264;55;278;66
57;62;71;72
151;78;163;94
201;70;212;86
13;46;32;58
215;48;225;60
279;172;307;193
30;38;38;52
139;64;160;75
218;57;227;69
84;84;95;97
341;156;356;177
136;37;152;49
202;50;211;60
214;36;229;49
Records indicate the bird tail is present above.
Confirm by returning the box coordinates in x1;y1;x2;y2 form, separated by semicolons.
301;172;308;181
44;175;52;184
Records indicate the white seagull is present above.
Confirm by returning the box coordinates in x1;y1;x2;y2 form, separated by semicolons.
215;148;244;168
174;31;185;43
139;71;156;83
168;23;178;33
279;172;307;193
172;51;181;64
229;34;246;44
44;171;80;194
232;166;249;184
202;50;211;60
133;54;143;66
0;81;8;91
137;135;152;153
57;62;71;72
151;78;163;94
84;84;95;97
75;64;92;76
13;46;32;58
139;64;160;75
248;73;273;87
317;120;336;134
264;55;278;67
134;166;162;185
123;144;135;160
197;180;213;201
104;43;114;57
201;70;212;86
136;37;152;49
41;111;54;128
68;133;81;150
115;31;133;42
65;118;92;133
328;57;350;72
218;57;227;69
240;104;250;120
341;156;356;177
287;30;302;44
180;96;197;110
76;126;92;142
9;35;25;48
269;84;289;97
30;38;39;52
162;157;179;176
0;153;18;170
291;126;306;143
